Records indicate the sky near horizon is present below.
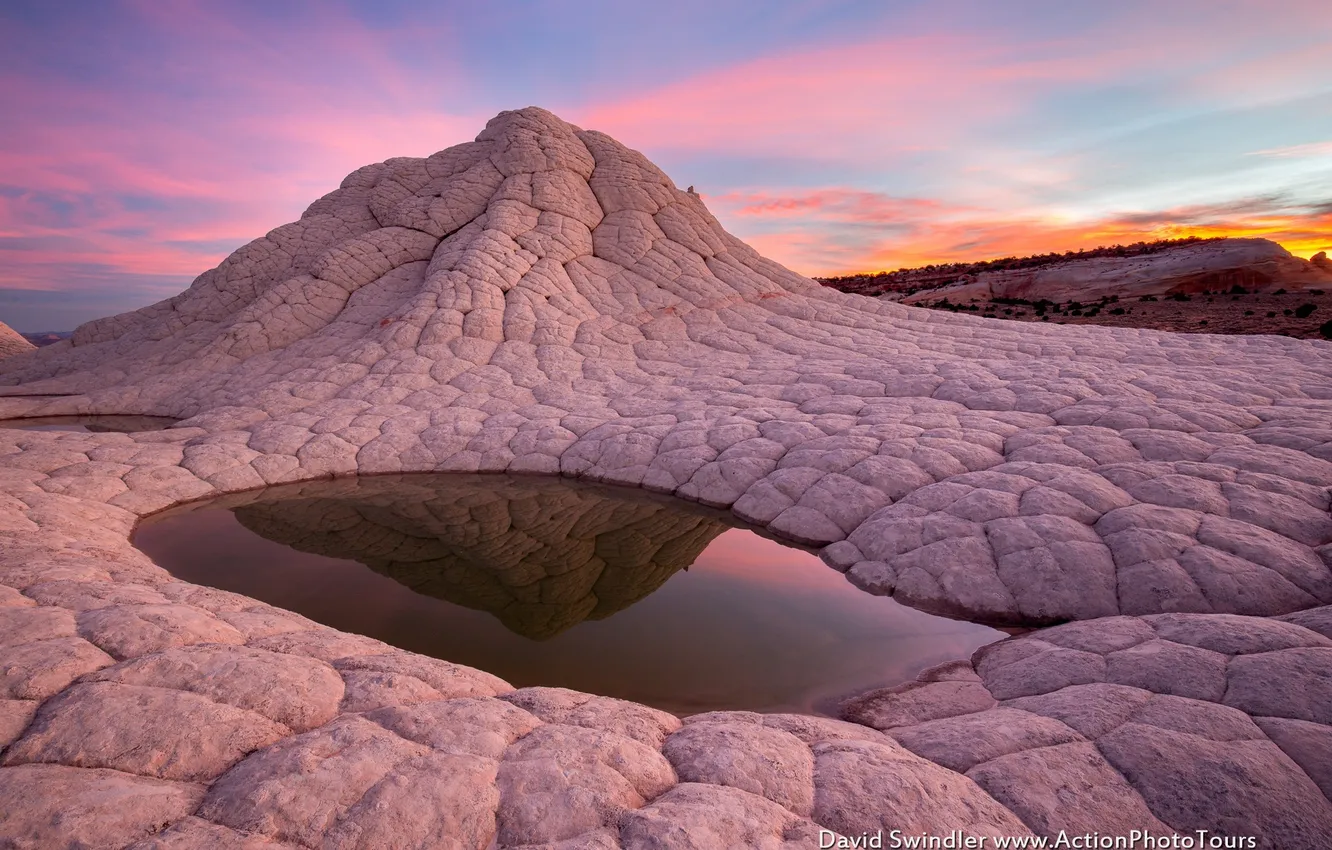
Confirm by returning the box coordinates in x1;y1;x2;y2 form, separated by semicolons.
1;0;1330;331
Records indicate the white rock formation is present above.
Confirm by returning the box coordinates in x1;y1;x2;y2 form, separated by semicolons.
897;237;1332;304
0;322;34;359
0;107;1330;847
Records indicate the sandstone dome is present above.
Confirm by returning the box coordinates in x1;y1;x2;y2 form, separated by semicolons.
1;107;1331;847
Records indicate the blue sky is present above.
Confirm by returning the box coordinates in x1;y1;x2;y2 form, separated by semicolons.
1;0;1329;330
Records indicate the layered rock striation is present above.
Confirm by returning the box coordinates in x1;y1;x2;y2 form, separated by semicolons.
1;107;1331;847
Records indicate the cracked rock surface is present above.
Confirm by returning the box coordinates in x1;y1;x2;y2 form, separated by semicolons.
1;106;1330;847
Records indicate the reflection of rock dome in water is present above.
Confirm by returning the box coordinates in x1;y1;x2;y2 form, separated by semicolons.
218;475;728;638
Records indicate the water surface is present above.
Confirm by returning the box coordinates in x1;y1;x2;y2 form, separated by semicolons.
134;474;1000;716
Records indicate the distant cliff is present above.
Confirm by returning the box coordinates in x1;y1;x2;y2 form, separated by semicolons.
821;238;1332;304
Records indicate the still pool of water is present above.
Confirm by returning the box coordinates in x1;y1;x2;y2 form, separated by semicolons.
0;415;180;433
133;474;1001;716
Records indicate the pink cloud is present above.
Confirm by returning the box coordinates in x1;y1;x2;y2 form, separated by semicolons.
576;34;1072;163
0;5;484;298
1248;141;1332;159
572;1;1332;181
715;190;967;223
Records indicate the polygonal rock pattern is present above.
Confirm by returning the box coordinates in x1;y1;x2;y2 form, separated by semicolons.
0;106;1330;846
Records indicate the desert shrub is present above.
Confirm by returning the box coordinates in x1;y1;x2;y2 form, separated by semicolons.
1296;304;1317;318
1111;308;1126;315
1321;319;1332;339
1268;311;1277;318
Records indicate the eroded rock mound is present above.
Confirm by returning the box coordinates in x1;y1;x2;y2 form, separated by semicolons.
0;107;804;407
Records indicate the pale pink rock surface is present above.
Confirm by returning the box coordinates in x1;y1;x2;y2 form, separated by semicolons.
495;723;674;845
966;742;1171;837
840;678;997;730
813;737;1033;839
0;699;36;749
0;764;204;849
0;106;1329;846
500;686;681;749
87;644;346;732
126;816;304;849
3;681;288;781
663;720;816;816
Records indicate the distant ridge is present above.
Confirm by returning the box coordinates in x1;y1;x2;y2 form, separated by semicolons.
821;236;1332;303
20;331;72;348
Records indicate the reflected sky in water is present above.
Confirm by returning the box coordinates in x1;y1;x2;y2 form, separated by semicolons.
134;474;1001;716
